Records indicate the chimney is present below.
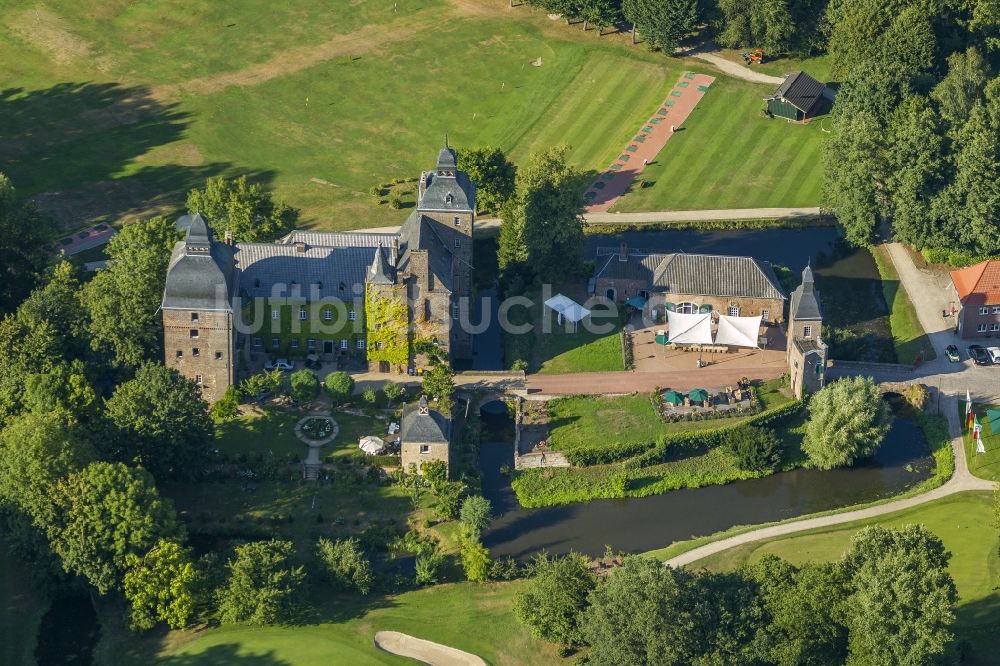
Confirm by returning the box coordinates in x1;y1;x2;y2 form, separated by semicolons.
224;228;234;246
618;242;628;262
418;395;429;415
294;241;307;253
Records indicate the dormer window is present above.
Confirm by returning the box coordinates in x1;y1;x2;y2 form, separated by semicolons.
445;192;454;205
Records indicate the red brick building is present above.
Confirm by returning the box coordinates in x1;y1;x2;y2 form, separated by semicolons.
951;260;1000;339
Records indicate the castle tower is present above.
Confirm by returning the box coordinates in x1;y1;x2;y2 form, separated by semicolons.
161;214;236;403
786;264;827;398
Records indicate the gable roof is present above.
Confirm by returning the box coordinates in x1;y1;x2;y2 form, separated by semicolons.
279;230;397;254
400;402;451;443
951;260;1000;305
766;71;826;114
396;212;455;292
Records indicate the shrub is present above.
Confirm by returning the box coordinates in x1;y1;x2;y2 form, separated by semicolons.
460;495;492;538
460;536;492;583
903;384;929;411
324;371;354;405
382;381;405;407
415;548;445;586
315;537;374;594
289;370;320;403
362;387;377;404
211;386;240;421
724;426;782;472
388;193;402;209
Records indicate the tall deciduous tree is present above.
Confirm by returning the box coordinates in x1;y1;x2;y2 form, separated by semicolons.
186;176;297;242
802;376;892;469
459;495;493;538
217;540;305;625
81;217;179;368
123;539;199;630
315;537;373;595
822;111;886;247
323;370;354;405
931;47;992;131
105;363;214;480
623;0;699;53
513;552;595;647
48;461;181;594
0;173;53;315
421;365;455;407
460;146;516;214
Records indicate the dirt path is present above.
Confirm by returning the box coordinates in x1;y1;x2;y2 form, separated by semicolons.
585;72;715;212
374;631;487;666
688;52;784;85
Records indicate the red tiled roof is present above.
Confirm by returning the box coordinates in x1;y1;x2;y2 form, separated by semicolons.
951;260;1000;305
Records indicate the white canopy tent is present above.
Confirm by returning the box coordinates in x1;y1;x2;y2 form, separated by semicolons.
359;436;386;455
714;314;763;348
544;293;591;327
666;311;713;344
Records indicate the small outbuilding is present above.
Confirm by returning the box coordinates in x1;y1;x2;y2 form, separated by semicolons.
399;396;451;475
764;71;831;122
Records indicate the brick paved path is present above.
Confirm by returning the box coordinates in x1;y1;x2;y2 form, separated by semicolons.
584;72;716;212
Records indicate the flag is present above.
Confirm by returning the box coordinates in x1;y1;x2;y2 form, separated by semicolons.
973;414;982;443
977;438;986;454
967;391;974;428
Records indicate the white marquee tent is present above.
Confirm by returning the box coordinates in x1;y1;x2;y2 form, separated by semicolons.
359;436;386;455
544;293;591;325
714;314;763;348
665;311;713;344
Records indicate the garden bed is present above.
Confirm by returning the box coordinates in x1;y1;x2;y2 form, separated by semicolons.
299;416;336;440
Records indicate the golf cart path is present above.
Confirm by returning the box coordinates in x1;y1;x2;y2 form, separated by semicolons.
374;631;487;666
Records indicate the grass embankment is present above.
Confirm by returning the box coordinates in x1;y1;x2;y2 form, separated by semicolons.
871;245;937;364
513;381;800;507
0;539;47;665
612;76;827;212
691;492;1000;665
960;402;1000;482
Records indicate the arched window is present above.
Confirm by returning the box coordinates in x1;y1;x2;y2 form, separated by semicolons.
677;302;698;314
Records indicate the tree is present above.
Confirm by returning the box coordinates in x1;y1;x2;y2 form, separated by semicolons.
582;556;710;665
217;540;306;625
210;385;241;421
0;172;54;315
931;47;992;131
460;495;493;537
17;261;89;360
803;377;892;469
415;547;445;585
840;525;958;664
105;363;214;480
123;539;199;630
289;369;319;403
21;360;98;419
821;111;886;247
434;481;466;521
725;425;782;472
80;217;180;368
580;0;621;35
460;146;516;213
315;537;373;595
48;462;181;594
382;381;405;408
421;365;455;407
513;552;595;647
324;371;355;405
186;175;298;242
240;369;283;399
460;536;492;582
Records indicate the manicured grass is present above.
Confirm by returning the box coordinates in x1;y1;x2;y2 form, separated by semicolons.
214;408;387;460
960;402;1000;482
691;491;1000;664
323;411;394;461
547;393;662;454
715;50;835;84
99;582;559;666
536;326;625;374
0;540;47;666
613;76;828;212
872;245;937;365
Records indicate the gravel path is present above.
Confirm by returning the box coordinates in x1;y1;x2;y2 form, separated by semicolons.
689;52;784;85
374;631;487;666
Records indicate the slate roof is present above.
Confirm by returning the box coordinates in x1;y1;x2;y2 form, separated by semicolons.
397;212;455;292
766;71;826;114
951;260;1000;305
594;248;786;301
236;243;372;301
366;244;395;285
162;214;236;311
280;230;398;256
417;145;476;212
790;264;822;321
400;402;451;443
794;337;826;354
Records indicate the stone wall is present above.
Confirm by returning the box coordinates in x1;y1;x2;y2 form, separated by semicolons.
401;440;450;475
163;307;234;403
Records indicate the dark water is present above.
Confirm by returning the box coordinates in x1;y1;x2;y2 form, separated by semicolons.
481;418;933;560
35;595;99;666
585;227;841;272
471;287;503;371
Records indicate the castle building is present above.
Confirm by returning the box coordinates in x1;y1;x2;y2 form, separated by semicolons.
162;144;476;402
399;396;452;475
786;264;828;398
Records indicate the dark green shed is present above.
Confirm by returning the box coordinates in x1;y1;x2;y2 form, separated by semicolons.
764;71;829;121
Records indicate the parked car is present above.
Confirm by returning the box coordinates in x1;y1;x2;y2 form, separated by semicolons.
967;345;991;366
945;345;961;363
988;347;1000;365
264;358;295;371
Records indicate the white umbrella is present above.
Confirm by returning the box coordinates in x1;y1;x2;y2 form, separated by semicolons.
359;436;386;455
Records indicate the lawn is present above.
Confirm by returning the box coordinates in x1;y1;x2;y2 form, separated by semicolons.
690;492;1000;665
0;539;47;665
612;76;828;212
872;245;937;365
960;402;1000;482
1;0;826;232
714;49;835;84
548;393;662;453
97;581;559;666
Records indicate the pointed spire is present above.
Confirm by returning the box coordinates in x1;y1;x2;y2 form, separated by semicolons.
436;138;457;171
184;213;212;254
366;242;394;285
801;262;814;288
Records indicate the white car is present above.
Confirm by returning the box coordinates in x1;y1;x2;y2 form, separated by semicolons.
264;358;294;371
988;347;1000;365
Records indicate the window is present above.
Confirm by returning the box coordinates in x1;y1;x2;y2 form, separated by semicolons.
454;238;461;248
348;310;357;321
192;348;200;357
195;374;203;385
452;303;460;320
761;309;770;321
979;306;990;315
299;307;307;320
271;337;279;348
993;306;1000;314
253;336;262;347
190;312;199;321
419;445;430;454
190;329;199;339
290;339;299;348
454;216;461;226
977;323;988;332
376;341;384;350
803;325;812;339
323;310;333;321
356;339;365;349
272;309;280;320
176;350;183;358
728;306;740;317
307;338;316;350
992;323;1000;332
677;302;697;314
215;351;223;360
340;339;348;350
